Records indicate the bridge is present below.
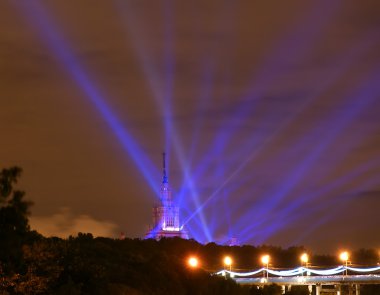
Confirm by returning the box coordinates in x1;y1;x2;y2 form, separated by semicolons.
216;266;380;295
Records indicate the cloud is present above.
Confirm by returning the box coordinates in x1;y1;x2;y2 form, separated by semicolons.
30;207;119;238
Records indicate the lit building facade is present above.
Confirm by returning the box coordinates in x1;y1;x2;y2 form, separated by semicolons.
146;153;188;239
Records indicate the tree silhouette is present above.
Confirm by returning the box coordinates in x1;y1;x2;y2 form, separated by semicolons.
0;166;33;273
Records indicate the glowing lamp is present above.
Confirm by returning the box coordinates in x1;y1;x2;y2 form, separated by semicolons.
300;253;309;263
261;255;270;265
188;257;199;268
224;256;232;266
340;251;349;262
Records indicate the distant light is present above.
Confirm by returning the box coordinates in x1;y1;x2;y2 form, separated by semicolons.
188;256;199;268
162;226;181;232
300;253;309;263
224;256;233;266
340;251;349;262
297;276;306;283
261;255;270;265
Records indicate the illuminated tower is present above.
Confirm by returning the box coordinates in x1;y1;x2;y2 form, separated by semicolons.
146;153;188;239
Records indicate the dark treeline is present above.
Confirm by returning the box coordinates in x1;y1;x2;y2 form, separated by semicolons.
1;167;379;294
1;235;380;294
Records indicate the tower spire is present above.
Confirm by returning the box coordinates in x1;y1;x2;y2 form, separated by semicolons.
162;152;168;184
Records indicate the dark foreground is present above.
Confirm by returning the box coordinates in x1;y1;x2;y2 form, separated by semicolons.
1;234;380;295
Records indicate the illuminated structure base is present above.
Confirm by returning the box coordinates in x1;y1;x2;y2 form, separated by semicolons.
146;203;189;240
149;228;189;240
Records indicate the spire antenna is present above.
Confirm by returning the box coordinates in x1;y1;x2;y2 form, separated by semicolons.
162;152;168;183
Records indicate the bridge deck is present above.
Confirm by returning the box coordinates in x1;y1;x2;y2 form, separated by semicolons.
235;275;380;286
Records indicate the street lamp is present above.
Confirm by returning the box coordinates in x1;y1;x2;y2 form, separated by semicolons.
300;253;309;265
224;256;233;272
187;256;199;269
339;251;349;276
261;255;270;280
300;253;309;276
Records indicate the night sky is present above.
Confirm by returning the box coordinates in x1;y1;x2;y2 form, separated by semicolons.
1;1;379;254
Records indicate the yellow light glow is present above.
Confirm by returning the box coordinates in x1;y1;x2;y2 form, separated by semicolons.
224;256;232;266
188;257;199;268
261;255;270;265
340;251;349;262
300;253;309;263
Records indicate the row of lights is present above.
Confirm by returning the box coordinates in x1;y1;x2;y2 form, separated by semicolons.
187;251;351;270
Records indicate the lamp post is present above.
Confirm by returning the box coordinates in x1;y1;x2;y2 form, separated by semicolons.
261;255;270;280
224;256;232;272
339;251;349;277
300;253;309;276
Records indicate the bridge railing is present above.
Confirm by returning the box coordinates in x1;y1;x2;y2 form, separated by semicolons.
215;265;380;278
